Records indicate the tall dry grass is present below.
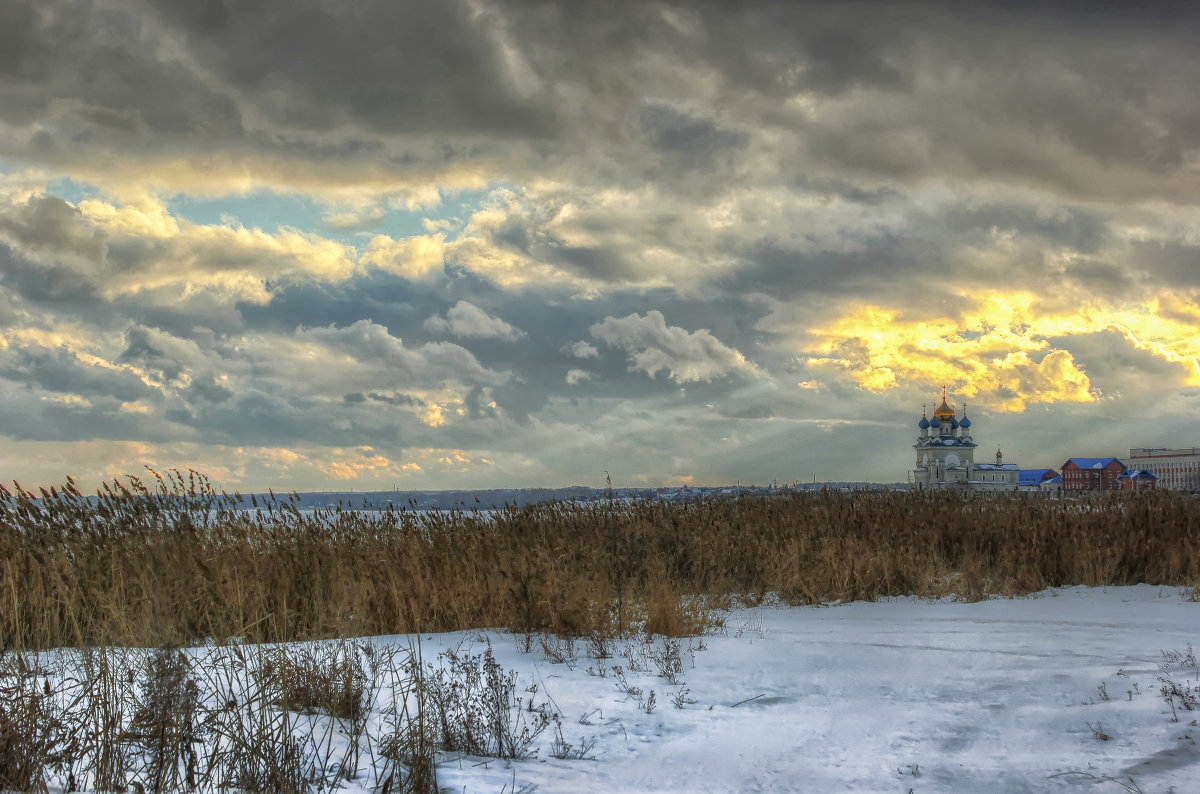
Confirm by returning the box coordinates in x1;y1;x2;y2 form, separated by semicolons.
3;470;1199;650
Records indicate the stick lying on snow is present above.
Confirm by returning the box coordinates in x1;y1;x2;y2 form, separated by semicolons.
731;693;765;708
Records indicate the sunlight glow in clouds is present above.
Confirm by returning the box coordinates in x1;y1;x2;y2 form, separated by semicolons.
809;292;1200;410
2;1;1200;489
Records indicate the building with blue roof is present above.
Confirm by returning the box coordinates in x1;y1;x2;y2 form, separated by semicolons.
909;390;1094;495
910;388;1028;493
1128;448;1200;491
1116;469;1158;491
1060;458;1127;491
1017;468;1061;491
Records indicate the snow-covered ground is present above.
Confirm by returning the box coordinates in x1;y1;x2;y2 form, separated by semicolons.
421;585;1197;794
24;585;1199;793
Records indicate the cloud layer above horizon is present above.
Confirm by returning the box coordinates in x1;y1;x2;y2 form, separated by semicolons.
3;0;1200;491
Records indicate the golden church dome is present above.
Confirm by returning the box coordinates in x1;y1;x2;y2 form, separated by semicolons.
932;391;955;422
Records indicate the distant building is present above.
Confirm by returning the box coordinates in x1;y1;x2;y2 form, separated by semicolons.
911;390;1021;493
911;390;976;491
1018;468;1061;492
1060;458;1126;491
1127;448;1200;491
1117;469;1158;491
971;460;1021;489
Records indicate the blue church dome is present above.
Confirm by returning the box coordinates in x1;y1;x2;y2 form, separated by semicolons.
960;415;971;429
929;415;941;428
919;416;929;429
950;417;959;429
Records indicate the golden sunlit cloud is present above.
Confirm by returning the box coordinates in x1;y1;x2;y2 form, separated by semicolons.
41;394;91;407
421;403;448;427
0;437;484;493
807;291;1200;410
318;447;398;481
0;440;249;492
402;448;496;473
362;233;448;281
1108;321;1200;384
258;447;304;468
49;194;357;303
1;325;96;353
79;196;180;238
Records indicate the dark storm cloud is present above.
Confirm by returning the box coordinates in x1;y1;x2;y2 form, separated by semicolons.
0;1;242;136
1052;328;1190;394
299;320;507;388
0;0;1193;204
0;194;104;259
734;244;908;300
0;242;98;302
718;195;1125;308
0;3;40;77
0;392;185;443
0;0;548;199
548;246;642;283
497;0;1199;199
169;390;391;448
116;326;179;382
118;327;163;361
185;377;234;404
236;274;432;339
3;0;1200;490
637;104;747;159
148;0;554;137
632;103;750;185
1059;258;1139;301
457;201;648;283
0;345;158;404
1126;240;1200;288
113;293;250;344
940;202;1111;256
0;195;105;304
365;392;420;407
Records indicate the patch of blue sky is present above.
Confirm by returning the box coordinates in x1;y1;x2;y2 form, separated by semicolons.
0;157;33;175
428;186;493;228
164;187;497;246
46;176;102;205
34;169;501;246
167;191;353;235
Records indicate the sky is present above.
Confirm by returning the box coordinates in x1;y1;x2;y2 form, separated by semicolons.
2;1;1200;492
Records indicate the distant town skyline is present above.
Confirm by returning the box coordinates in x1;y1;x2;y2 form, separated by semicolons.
2;1;1200;493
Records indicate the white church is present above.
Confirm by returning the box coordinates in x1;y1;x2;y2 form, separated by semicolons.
911;389;1021;492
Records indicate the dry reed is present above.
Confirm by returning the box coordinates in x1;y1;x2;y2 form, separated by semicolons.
3;471;1199;651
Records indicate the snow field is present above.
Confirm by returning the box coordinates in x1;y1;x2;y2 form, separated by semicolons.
13;585;1198;793
430;586;1198;793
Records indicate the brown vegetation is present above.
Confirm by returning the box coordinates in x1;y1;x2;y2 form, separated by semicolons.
3;470;1200;650
0;639;434;792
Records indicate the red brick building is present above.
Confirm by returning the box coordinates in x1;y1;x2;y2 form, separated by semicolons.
1117;469;1158;491
1060;458;1126;491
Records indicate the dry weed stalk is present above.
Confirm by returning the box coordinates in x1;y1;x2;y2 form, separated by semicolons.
3;473;1200;650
